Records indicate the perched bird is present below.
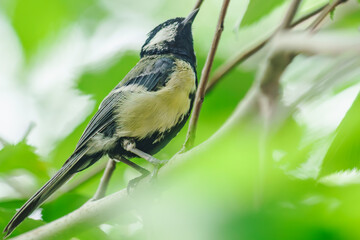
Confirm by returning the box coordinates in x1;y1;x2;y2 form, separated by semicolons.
4;9;199;238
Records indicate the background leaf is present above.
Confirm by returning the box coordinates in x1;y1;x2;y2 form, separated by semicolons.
0;141;48;180
240;0;286;27
320;92;360;177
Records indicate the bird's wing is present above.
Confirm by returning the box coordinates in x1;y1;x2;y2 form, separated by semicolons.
116;56;175;92
75;56;175;151
75;93;117;151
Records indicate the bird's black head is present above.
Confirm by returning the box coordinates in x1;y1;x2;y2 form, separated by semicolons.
140;9;199;67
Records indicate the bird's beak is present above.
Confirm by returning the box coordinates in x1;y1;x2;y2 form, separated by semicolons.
181;8;199;28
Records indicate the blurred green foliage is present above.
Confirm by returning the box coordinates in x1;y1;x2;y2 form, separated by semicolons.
0;0;360;239
0;141;49;181
240;0;286;27
320;93;360;176
2;0;106;59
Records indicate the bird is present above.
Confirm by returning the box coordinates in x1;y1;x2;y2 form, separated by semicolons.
3;8;199;238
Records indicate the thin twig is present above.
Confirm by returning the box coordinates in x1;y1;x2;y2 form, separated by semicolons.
291;4;326;26
206;40;267;93
308;0;347;31
92;159;117;201
0;136;10;147
183;0;231;151
273;32;360;55
205;3;327;93
280;0;302;29
192;0;204;11
22;122;35;141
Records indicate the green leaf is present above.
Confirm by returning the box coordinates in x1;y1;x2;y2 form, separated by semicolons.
0;199;26;209
240;0;286;27
41;193;88;222
330;9;335;20
0;207;45;238
4;0;107;59
76;53;139;103
0;141;49;180
330;10;360;29
320;92;360;177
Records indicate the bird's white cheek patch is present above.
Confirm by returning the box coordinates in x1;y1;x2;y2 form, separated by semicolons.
144;23;178;51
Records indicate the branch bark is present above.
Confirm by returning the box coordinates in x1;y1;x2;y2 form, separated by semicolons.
192;0;204;11
91;159;117;200
308;0;347;31
254;0;302;207
272;32;360;55
183;0;231;151
279;0;302;29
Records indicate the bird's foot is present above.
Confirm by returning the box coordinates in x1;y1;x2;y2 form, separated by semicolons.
127;172;149;194
150;159;168;181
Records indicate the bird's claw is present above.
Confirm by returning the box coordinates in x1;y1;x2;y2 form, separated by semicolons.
127;173;149;194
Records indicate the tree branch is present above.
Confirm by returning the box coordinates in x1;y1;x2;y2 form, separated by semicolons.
279;0;302;29
192;0;204;11
205;3;327;94
259;0;302;108
183;0;231;151
272;32;360;55
308;0;347;32
290;4;326;26
91;159;117;201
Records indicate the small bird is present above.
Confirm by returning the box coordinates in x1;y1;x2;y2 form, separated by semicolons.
3;9;199;238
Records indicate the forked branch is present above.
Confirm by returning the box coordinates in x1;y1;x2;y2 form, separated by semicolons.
205;3;327;93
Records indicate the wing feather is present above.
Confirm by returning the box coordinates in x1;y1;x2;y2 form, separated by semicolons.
74;56;175;151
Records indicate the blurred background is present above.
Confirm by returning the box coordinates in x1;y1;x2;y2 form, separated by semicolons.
0;0;360;239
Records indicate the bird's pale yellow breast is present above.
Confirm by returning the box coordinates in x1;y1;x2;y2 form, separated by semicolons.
115;59;196;140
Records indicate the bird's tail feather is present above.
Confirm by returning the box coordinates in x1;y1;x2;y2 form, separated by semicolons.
3;147;90;238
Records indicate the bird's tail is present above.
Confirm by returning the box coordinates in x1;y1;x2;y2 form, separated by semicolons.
3;147;93;238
